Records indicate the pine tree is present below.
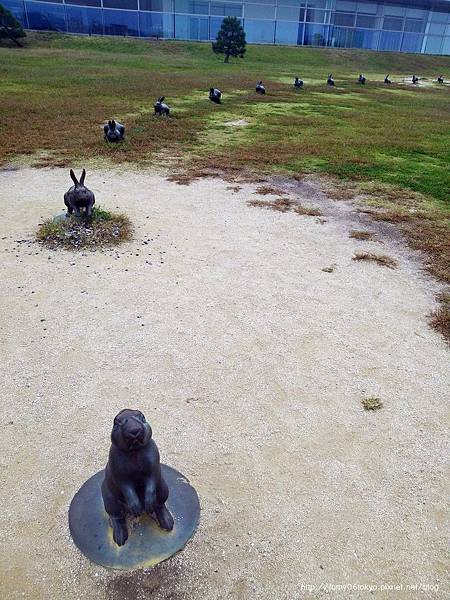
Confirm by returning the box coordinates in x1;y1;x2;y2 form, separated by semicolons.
212;16;246;63
0;3;26;47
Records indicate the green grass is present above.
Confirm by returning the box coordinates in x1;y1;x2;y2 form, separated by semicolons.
1;32;449;204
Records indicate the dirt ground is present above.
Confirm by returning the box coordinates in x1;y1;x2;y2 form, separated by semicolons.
0;168;448;600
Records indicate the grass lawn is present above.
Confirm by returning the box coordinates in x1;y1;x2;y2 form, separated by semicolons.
0;32;449;318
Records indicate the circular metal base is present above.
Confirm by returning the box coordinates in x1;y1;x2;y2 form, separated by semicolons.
69;465;200;570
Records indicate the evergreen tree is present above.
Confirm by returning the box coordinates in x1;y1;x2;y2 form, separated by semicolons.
212;16;246;63
0;3;26;47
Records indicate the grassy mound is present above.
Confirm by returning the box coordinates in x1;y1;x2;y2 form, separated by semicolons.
37;206;132;250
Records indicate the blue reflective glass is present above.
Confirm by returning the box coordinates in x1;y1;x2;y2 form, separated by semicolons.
139;11;173;37
103;9;139;36
379;30;401;51
140;0;172;11
65;0;101;7
353;28;378;49
275;20;299;44
404;19;424;33
383;4;405;17
428;23;446;35
174;0;208;14
1;0;27;25
356;2;378;15
66;5;103;33
383;17;403;31
430;12;447;23
424;36;443;54
441;37;450;55
244;18;274;43
329;25;353;46
306;9;329;23
401;33;423;53
174;14;207;38
304;23;329;45
332;12;353;26
25;1;66;31
277;5;303;22
103;0;137;8
355;15;378;28
245;4;276;19
210;2;242;17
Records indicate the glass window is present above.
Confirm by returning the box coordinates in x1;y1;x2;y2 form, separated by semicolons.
275;20;299;44
430;11;447;23
244;18;274;42
65;0;102;7
356;2;378;15
139;12;173;36
174;14;208;38
103;0;137;8
383;17;403;31
245;4;275;19
424;35;443;54
379;30;401;51
353;27;379;49
441;36;450;55
210;3;242;17
335;1;356;11
277;5;304;21
404;19;424;33
401;33;423;53
307;0;328;7
140;0;173;11
306;9;329;23
356;15;376;28
405;7;427;19
428;22;446;35
103;9;139;35
304;23;329;45
66;5;103;33
174;0;208;14
329;25;353;46
332;12;354;26
383;4;405;17
25;1;66;30
278;0;306;5
1;0;27;25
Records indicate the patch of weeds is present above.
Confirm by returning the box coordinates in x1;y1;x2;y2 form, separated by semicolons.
248;197;293;213
37;208;132;250
293;205;323;217
226;185;241;193
350;229;377;241
428;291;450;344
255;185;285;196
353;252;398;269
362;396;383;411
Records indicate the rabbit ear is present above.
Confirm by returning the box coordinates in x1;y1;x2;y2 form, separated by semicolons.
160;96;165;102
70;169;78;185
111;119;116;128
80;169;86;185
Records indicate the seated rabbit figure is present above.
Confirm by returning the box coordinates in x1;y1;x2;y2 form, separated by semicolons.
327;74;335;86
209;87;222;104
412;75;419;84
104;119;125;143
154;96;170;116
384;75;391;84
358;73;366;84
437;75;444;84
256;81;266;94
294;77;303;89
64;169;95;218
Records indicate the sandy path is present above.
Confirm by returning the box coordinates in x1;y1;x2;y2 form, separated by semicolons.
0;168;448;600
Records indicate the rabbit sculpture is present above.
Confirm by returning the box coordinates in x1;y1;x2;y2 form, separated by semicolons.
384;75;391;84
104;120;125;143
209;87;222;104
64;169;95;218
358;73;366;85
154;96;170;116
327;74;335;86
294;77;304;89
412;75;419;84
256;81;266;94
437;75;444;84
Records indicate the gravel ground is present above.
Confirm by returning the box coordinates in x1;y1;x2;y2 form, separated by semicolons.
0;168;448;600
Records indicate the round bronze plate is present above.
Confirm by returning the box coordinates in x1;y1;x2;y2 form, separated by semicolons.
69;465;200;570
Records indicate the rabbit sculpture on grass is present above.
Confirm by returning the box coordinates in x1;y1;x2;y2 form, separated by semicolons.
294;77;304;90
437;75;444;84
384;75;391;84
256;81;266;94
154;96;170;116
412;75;419;84
209;87;222;104
327;74;335;87
358;73;366;85
104;120;125;143
64;169;95;218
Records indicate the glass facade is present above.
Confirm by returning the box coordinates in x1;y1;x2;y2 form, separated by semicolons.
3;0;450;54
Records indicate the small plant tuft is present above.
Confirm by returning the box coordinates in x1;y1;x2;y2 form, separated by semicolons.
428;291;450;344
350;230;376;241
362;396;383;411
353;252;397;269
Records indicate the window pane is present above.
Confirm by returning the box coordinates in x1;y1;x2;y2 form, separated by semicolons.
25;1;66;30
430;11;447;23
244;18;274;42
278;0;306;6
405;7;427;19
210;3;242;17
330;25;353;46
140;0;173;11
174;0;208;14
1;0;27;24
356;2;378;15
353;27;379;49
139;11;173;36
103;9;139;35
441;36;450;55
332;12;354;26
383;4;405;17
275;20;299;43
307;0;328;7
306;9;329;23
383;17;403;31
66;5;103;33
424;36;443;54
277;5;303;21
304;23;329;45
245;4;275;19
103;0;137;8
404;19;424;33
401;33;423;53
428;22;446;35
65;0;102;7
355;15;377;28
335;1;356;11
379;30;401;51
174;14;208;38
